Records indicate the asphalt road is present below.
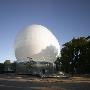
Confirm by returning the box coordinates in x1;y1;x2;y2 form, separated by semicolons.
0;79;90;90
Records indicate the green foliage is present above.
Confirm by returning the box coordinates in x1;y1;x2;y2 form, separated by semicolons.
55;57;61;71
0;63;4;73
4;60;11;65
56;36;90;75
0;60;16;73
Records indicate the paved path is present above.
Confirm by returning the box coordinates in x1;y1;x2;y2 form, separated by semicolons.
0;78;90;90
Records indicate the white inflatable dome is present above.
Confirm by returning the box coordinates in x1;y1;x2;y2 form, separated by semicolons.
15;25;60;63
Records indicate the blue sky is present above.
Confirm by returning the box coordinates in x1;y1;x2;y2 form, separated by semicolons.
0;0;90;62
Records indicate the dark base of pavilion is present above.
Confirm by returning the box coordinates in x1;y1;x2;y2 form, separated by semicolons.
16;61;56;77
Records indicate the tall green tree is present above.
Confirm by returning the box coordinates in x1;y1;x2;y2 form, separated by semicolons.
60;36;90;75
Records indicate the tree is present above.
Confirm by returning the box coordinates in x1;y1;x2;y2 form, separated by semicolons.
55;57;61;71
4;60;12;72
0;63;4;73
4;60;11;65
60;36;90;75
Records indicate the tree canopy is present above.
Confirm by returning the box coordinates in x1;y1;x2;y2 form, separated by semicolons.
56;36;90;75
